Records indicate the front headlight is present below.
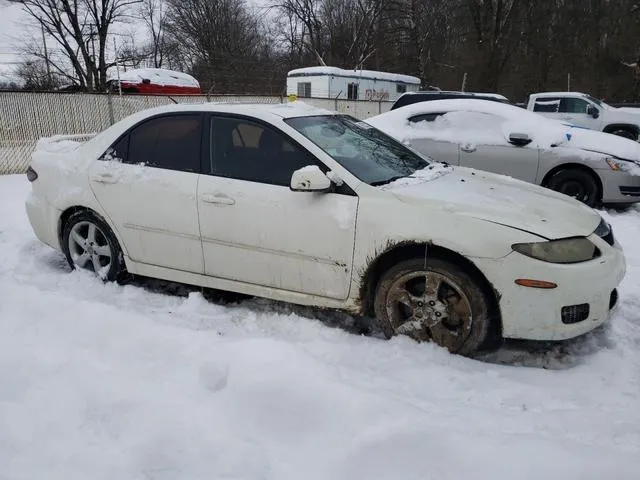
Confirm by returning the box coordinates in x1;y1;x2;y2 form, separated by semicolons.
512;237;599;263
606;157;639;172
594;217;611;237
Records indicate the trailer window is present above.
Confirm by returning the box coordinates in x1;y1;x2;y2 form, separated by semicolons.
297;82;311;98
348;83;359;100
396;84;407;93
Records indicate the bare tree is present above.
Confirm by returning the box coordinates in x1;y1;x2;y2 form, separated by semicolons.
21;0;142;90
464;0;521;91
15;59;63;90
166;0;270;92
269;0;326;65
321;0;384;68
138;0;167;68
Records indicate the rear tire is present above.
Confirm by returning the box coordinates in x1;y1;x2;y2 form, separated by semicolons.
545;168;600;207
373;257;491;356
61;210;124;282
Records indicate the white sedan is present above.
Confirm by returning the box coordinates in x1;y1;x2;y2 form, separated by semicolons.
25;101;626;356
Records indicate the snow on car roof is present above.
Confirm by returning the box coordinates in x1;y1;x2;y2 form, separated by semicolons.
106;100;334;122
109;68;200;87
368;98;554;126
287;66;421;84
531;91;590;98
366;98;640;162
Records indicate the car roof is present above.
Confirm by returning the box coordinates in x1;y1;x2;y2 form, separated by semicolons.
370;98;553;126
531;91;588;98
401;90;508;99
391;91;510;109
117;100;337;124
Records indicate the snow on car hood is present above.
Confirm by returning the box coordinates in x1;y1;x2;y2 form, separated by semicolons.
562;127;640;163
379;164;601;240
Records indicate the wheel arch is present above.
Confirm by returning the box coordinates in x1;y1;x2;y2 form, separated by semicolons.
541;163;603;200
58;205;129;258
359;241;503;343
602;123;639;138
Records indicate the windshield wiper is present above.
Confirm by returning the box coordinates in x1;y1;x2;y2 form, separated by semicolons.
370;175;407;186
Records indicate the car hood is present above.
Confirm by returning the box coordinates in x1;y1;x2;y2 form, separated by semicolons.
563;127;640;162
380;165;601;240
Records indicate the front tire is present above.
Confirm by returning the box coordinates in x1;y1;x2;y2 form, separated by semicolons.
610;129;637;141
545;168;600;207
373;257;491;356
61;210;123;282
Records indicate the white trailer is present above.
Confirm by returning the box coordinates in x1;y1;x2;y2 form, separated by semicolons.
286;66;421;102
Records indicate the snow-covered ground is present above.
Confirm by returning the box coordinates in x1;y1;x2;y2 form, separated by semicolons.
1;172;639;479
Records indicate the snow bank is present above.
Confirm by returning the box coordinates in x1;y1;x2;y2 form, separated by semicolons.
1;173;640;478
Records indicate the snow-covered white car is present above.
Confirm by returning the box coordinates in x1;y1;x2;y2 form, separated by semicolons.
366;99;640;207
24;102;626;356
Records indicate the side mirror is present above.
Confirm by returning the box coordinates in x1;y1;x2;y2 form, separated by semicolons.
508;132;532;147
587;105;599;118
290;165;332;192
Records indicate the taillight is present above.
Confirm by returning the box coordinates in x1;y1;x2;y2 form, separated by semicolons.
26;166;38;182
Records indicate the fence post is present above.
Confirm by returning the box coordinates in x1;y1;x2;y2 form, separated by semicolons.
107;91;115;125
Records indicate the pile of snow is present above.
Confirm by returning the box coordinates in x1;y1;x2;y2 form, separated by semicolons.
366;99;569;149
378;162;453;189
1;172;640;478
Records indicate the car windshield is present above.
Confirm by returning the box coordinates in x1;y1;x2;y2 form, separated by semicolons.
284;115;429;185
584;94;613;110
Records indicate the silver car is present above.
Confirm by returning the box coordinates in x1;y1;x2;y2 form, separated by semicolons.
366;99;640;207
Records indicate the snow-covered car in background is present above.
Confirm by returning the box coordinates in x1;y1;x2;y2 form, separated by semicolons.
24;102;625;356
366;99;640;207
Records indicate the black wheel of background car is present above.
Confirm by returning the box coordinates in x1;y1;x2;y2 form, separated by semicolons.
373;257;490;356
545;168;600;207
61;210;124;282
611;129;637;140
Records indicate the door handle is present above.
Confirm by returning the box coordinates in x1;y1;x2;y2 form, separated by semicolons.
201;193;235;205
91;172;117;184
461;144;477;153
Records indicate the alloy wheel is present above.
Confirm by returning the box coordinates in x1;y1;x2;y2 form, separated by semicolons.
384;270;473;351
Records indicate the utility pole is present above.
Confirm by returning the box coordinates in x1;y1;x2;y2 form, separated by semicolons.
113;37;122;97
41;24;52;87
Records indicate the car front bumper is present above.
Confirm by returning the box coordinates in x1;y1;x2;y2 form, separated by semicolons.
598;168;640;204
472;232;626;341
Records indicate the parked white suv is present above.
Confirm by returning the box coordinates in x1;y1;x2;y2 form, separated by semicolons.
527;92;640;140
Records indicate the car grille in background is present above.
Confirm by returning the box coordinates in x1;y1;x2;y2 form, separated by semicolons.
561;304;590;324
619;186;640;197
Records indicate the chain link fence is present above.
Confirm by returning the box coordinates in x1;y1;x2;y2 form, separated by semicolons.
0;92;392;175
